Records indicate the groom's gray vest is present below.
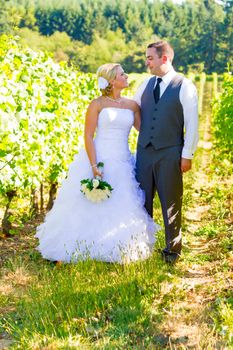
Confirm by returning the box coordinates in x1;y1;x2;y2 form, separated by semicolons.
138;75;184;150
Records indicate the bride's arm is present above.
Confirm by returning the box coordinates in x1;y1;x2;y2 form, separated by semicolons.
84;100;102;178
133;102;141;131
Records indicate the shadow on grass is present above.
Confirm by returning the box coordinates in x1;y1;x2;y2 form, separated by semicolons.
1;249;178;349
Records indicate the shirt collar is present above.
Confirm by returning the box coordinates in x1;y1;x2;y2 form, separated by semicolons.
157;68;176;85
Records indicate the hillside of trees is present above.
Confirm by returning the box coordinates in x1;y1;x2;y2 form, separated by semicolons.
0;0;232;73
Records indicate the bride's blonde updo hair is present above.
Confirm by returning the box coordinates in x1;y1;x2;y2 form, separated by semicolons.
96;63;121;96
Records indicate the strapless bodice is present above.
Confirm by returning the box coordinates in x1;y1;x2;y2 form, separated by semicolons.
96;107;134;139
94;108;134;161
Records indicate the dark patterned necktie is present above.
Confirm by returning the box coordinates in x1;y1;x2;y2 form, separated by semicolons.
153;77;162;104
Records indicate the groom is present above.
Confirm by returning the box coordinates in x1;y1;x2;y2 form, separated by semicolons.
134;41;198;264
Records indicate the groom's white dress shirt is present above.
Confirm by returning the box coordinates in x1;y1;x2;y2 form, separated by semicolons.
134;68;199;159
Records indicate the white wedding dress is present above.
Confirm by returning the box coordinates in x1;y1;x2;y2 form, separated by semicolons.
35;107;160;263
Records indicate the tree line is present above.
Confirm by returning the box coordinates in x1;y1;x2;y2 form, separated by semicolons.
0;0;232;73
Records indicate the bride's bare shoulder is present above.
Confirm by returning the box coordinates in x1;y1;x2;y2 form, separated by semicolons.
87;97;104;112
122;98;140;112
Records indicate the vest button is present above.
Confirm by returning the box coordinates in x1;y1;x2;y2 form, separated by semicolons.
150;136;154;139
151;127;154;130
153;117;156;120
154;108;157;111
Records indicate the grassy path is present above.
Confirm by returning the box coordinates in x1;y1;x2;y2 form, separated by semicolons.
0;81;232;349
152;80;232;349
156;82;233;349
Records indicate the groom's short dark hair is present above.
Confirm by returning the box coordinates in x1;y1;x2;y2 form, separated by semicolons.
147;41;174;61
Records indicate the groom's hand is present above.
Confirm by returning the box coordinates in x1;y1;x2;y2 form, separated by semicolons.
181;158;192;173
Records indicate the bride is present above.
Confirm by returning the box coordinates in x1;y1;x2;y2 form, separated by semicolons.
35;63;160;264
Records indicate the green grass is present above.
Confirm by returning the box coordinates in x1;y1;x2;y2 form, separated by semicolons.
1;248;179;349
211;296;233;347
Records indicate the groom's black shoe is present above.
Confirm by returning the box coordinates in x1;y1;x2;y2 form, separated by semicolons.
161;250;180;265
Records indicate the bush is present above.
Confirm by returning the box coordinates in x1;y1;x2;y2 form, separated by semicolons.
213;72;233;161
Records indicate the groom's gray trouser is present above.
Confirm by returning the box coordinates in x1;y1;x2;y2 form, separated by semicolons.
136;144;183;254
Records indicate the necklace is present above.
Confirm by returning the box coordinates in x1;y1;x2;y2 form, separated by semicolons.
105;96;122;104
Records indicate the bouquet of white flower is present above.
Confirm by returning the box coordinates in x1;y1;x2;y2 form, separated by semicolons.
80;162;113;203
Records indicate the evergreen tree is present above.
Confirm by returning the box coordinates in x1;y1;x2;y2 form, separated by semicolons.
0;0;231;73
223;0;233;69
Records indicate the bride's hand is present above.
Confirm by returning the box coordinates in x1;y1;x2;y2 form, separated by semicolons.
92;166;102;178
